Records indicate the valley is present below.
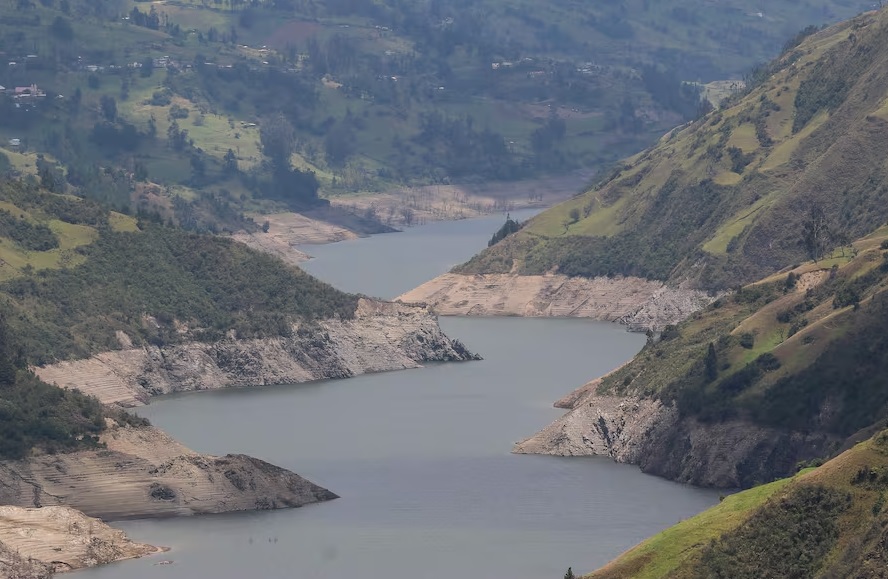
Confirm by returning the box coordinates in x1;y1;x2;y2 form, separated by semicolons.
1;0;888;578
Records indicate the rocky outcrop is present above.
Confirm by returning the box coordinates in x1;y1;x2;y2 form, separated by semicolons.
515;387;840;488
397;273;713;331
35;298;476;407
0;505;161;578
0;425;337;521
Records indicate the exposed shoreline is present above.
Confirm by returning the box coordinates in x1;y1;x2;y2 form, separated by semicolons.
35;299;476;408
0;506;164;578
233;171;591;264
14;298;475;576
397;272;714;332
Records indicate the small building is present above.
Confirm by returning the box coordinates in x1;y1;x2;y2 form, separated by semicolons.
0;85;5;93
13;84;45;99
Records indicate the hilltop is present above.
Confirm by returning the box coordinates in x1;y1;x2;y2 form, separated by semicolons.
0;0;874;235
455;8;888;290
586;428;888;578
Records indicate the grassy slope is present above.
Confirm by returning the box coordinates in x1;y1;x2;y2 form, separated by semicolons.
588;430;888;578
458;8;888;289
592;225;888;441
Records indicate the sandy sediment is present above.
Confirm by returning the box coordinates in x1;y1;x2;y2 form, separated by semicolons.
397;273;713;331
35;298;475;407
0;424;337;521
0;505;161;578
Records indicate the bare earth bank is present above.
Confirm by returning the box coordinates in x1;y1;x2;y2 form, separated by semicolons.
18;299;475;573
514;382;839;489
35;299;475;407
0;505;162;579
233;171;592;263
397;273;714;331
0;424;336;522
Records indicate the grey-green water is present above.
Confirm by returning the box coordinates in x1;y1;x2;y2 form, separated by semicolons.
76;212;720;579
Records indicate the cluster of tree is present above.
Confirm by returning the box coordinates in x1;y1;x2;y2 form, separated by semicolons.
416;111;518;179
1;224;358;363
0;305;145;460
641;65;704;120
488;215;523;247
0;209;59;251
256;112;322;207
697;485;849;578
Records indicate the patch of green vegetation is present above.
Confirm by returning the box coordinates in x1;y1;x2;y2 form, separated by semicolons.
589;426;888;579
565;233;888;493
0;310;148;460
457;10;888;290
2;224;358;364
588;477;793;579
696;485;850;578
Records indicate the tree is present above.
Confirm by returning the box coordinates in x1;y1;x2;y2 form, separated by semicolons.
50;16;74;42
100;95;117;122
705;342;718;382
223;149;239;174
260;112;295;169
0;153;10;177
564;568;575;579
190;153;206;182
324;122;356;166
569;207;581;223
800;202;833;262
140;57;154;78
0;310;18;386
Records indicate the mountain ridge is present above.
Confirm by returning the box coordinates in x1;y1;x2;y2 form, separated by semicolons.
453;8;888;290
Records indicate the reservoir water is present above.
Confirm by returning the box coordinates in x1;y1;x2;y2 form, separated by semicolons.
76;211;721;578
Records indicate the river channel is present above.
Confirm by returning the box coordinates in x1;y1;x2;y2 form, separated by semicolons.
76;211;720;578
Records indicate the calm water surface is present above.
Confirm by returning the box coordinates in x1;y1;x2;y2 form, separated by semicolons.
77;212;721;579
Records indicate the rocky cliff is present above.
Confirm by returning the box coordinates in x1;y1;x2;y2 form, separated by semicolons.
35;298;476;407
514;384;840;489
0;505;161;578
397;273;713;331
0;424;336;521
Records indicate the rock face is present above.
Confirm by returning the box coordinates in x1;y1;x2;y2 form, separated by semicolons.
515;386;840;489
397;273;713;331
0;505;161;578
0;425;337;521
35;298;476;407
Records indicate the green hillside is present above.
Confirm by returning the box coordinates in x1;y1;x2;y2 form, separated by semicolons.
587;428;888;578
0;181;358;364
458;8;888;290
577;224;888;488
0;0;874;227
0;177;368;460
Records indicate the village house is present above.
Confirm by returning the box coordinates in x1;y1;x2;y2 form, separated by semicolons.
13;84;45;99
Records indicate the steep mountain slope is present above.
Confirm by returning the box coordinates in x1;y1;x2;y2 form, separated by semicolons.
454;8;888;291
516;226;888;488
586;428;888;579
